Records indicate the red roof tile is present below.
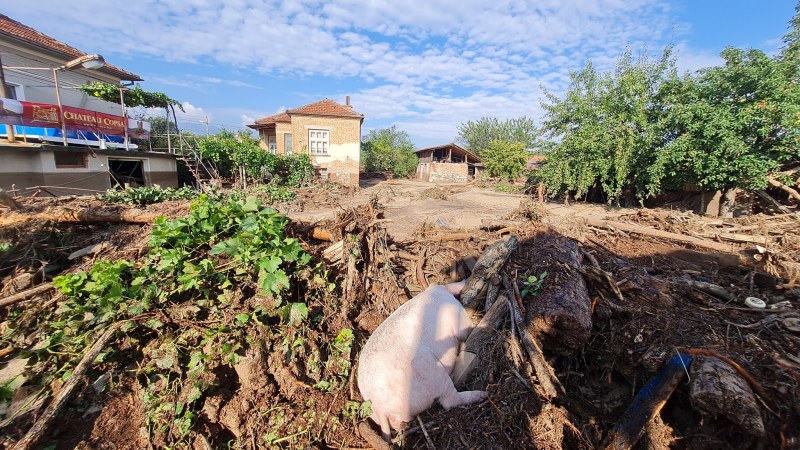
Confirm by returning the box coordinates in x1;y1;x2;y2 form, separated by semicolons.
254;111;291;125
0;14;142;81
286;98;363;118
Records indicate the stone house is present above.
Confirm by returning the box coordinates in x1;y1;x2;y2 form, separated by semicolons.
0;14;178;196
248;98;364;186
415;143;483;183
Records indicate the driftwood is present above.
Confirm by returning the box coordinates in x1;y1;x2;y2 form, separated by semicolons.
0;283;55;309
0;207;173;226
452;295;510;389
12;321;124;450
605;354;693;450
689;355;764;436
509;291;561;400
358;421;391;450
688;280;733;301
0;188;22;211
767;176;800;202
586;218;738;254
310;227;334;242
525;235;592;353
460;236;518;307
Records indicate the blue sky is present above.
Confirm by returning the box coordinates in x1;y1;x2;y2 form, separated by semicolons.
2;1;796;148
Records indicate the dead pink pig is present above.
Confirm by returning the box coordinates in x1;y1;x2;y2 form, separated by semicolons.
357;281;487;440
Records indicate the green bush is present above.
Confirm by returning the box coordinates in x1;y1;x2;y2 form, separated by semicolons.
99;186;197;205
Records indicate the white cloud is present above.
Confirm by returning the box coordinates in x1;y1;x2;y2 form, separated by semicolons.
2;0;691;144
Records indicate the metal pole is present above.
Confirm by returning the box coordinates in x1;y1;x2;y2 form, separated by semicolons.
165;107;172;154
119;86;129;151
0;51;16;142
53;68;67;146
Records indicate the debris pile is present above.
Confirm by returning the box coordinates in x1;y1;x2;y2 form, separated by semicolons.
1;190;799;449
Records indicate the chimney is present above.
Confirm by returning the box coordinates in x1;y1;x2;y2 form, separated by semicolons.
345;95;351;107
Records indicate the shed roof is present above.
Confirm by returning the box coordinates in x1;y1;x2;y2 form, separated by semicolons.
0;14;143;81
415;143;482;163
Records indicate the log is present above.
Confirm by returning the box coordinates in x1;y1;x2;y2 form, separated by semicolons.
0;207;174;226
525;234;592;353
689;355;764;436
605;354;693;450
0;283;55;309
12;321;124;450
460;236;518;307
452;295;510;389
585;218;737;254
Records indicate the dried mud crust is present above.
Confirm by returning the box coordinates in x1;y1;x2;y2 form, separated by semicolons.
2;195;799;449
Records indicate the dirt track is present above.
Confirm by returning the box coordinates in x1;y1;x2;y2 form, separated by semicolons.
287;179;632;241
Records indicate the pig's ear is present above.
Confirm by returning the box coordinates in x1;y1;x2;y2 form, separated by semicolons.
445;280;466;297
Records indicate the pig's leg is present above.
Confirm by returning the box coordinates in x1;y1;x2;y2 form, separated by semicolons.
373;409;392;441
455;303;474;341
437;375;487;410
444;280;466;297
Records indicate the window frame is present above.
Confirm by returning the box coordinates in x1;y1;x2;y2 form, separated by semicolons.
267;135;277;154
308;129;329;155
3;82;23;100
53;151;88;169
284;133;293;155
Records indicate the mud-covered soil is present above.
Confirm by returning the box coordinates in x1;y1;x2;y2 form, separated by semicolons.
1;187;799;449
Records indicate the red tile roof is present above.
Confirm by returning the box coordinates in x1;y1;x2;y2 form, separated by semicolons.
286;98;363;118
0;14;142;81
254;111;291;125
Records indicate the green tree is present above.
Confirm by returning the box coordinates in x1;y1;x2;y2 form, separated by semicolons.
482;139;530;180
657;47;800;192
456;117;540;156
361;126;418;177
539;48;674;202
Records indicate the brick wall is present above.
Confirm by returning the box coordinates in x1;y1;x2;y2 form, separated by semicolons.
429;162;469;183
323;158;360;187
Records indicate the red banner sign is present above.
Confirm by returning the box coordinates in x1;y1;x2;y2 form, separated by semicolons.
0;98;146;138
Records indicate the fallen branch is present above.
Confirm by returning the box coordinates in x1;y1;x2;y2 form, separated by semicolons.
768;176;800;202
0;283;55;309
0;188;22;211
12;321;125;450
585;218;738;254
509;292;561;400
688;280;733;301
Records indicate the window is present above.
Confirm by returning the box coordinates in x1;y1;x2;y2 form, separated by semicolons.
284;133;293;155
268;135;277;154
3;83;21;100
54;152;88;168
308;129;329;154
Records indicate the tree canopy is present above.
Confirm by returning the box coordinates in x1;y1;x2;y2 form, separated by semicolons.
537;4;800;204
361;126;418;177
456;117;540;156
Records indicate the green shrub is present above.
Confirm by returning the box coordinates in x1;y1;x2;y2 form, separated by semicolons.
99;186;197;205
481;139;530;181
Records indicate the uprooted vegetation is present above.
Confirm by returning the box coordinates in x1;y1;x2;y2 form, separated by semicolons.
1;186;799;449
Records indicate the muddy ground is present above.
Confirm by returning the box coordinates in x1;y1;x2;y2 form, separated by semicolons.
1;181;799;449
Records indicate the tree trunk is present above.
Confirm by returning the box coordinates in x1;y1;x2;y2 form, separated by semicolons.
720;188;739;218
0;188;21;211
0;206;187;226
